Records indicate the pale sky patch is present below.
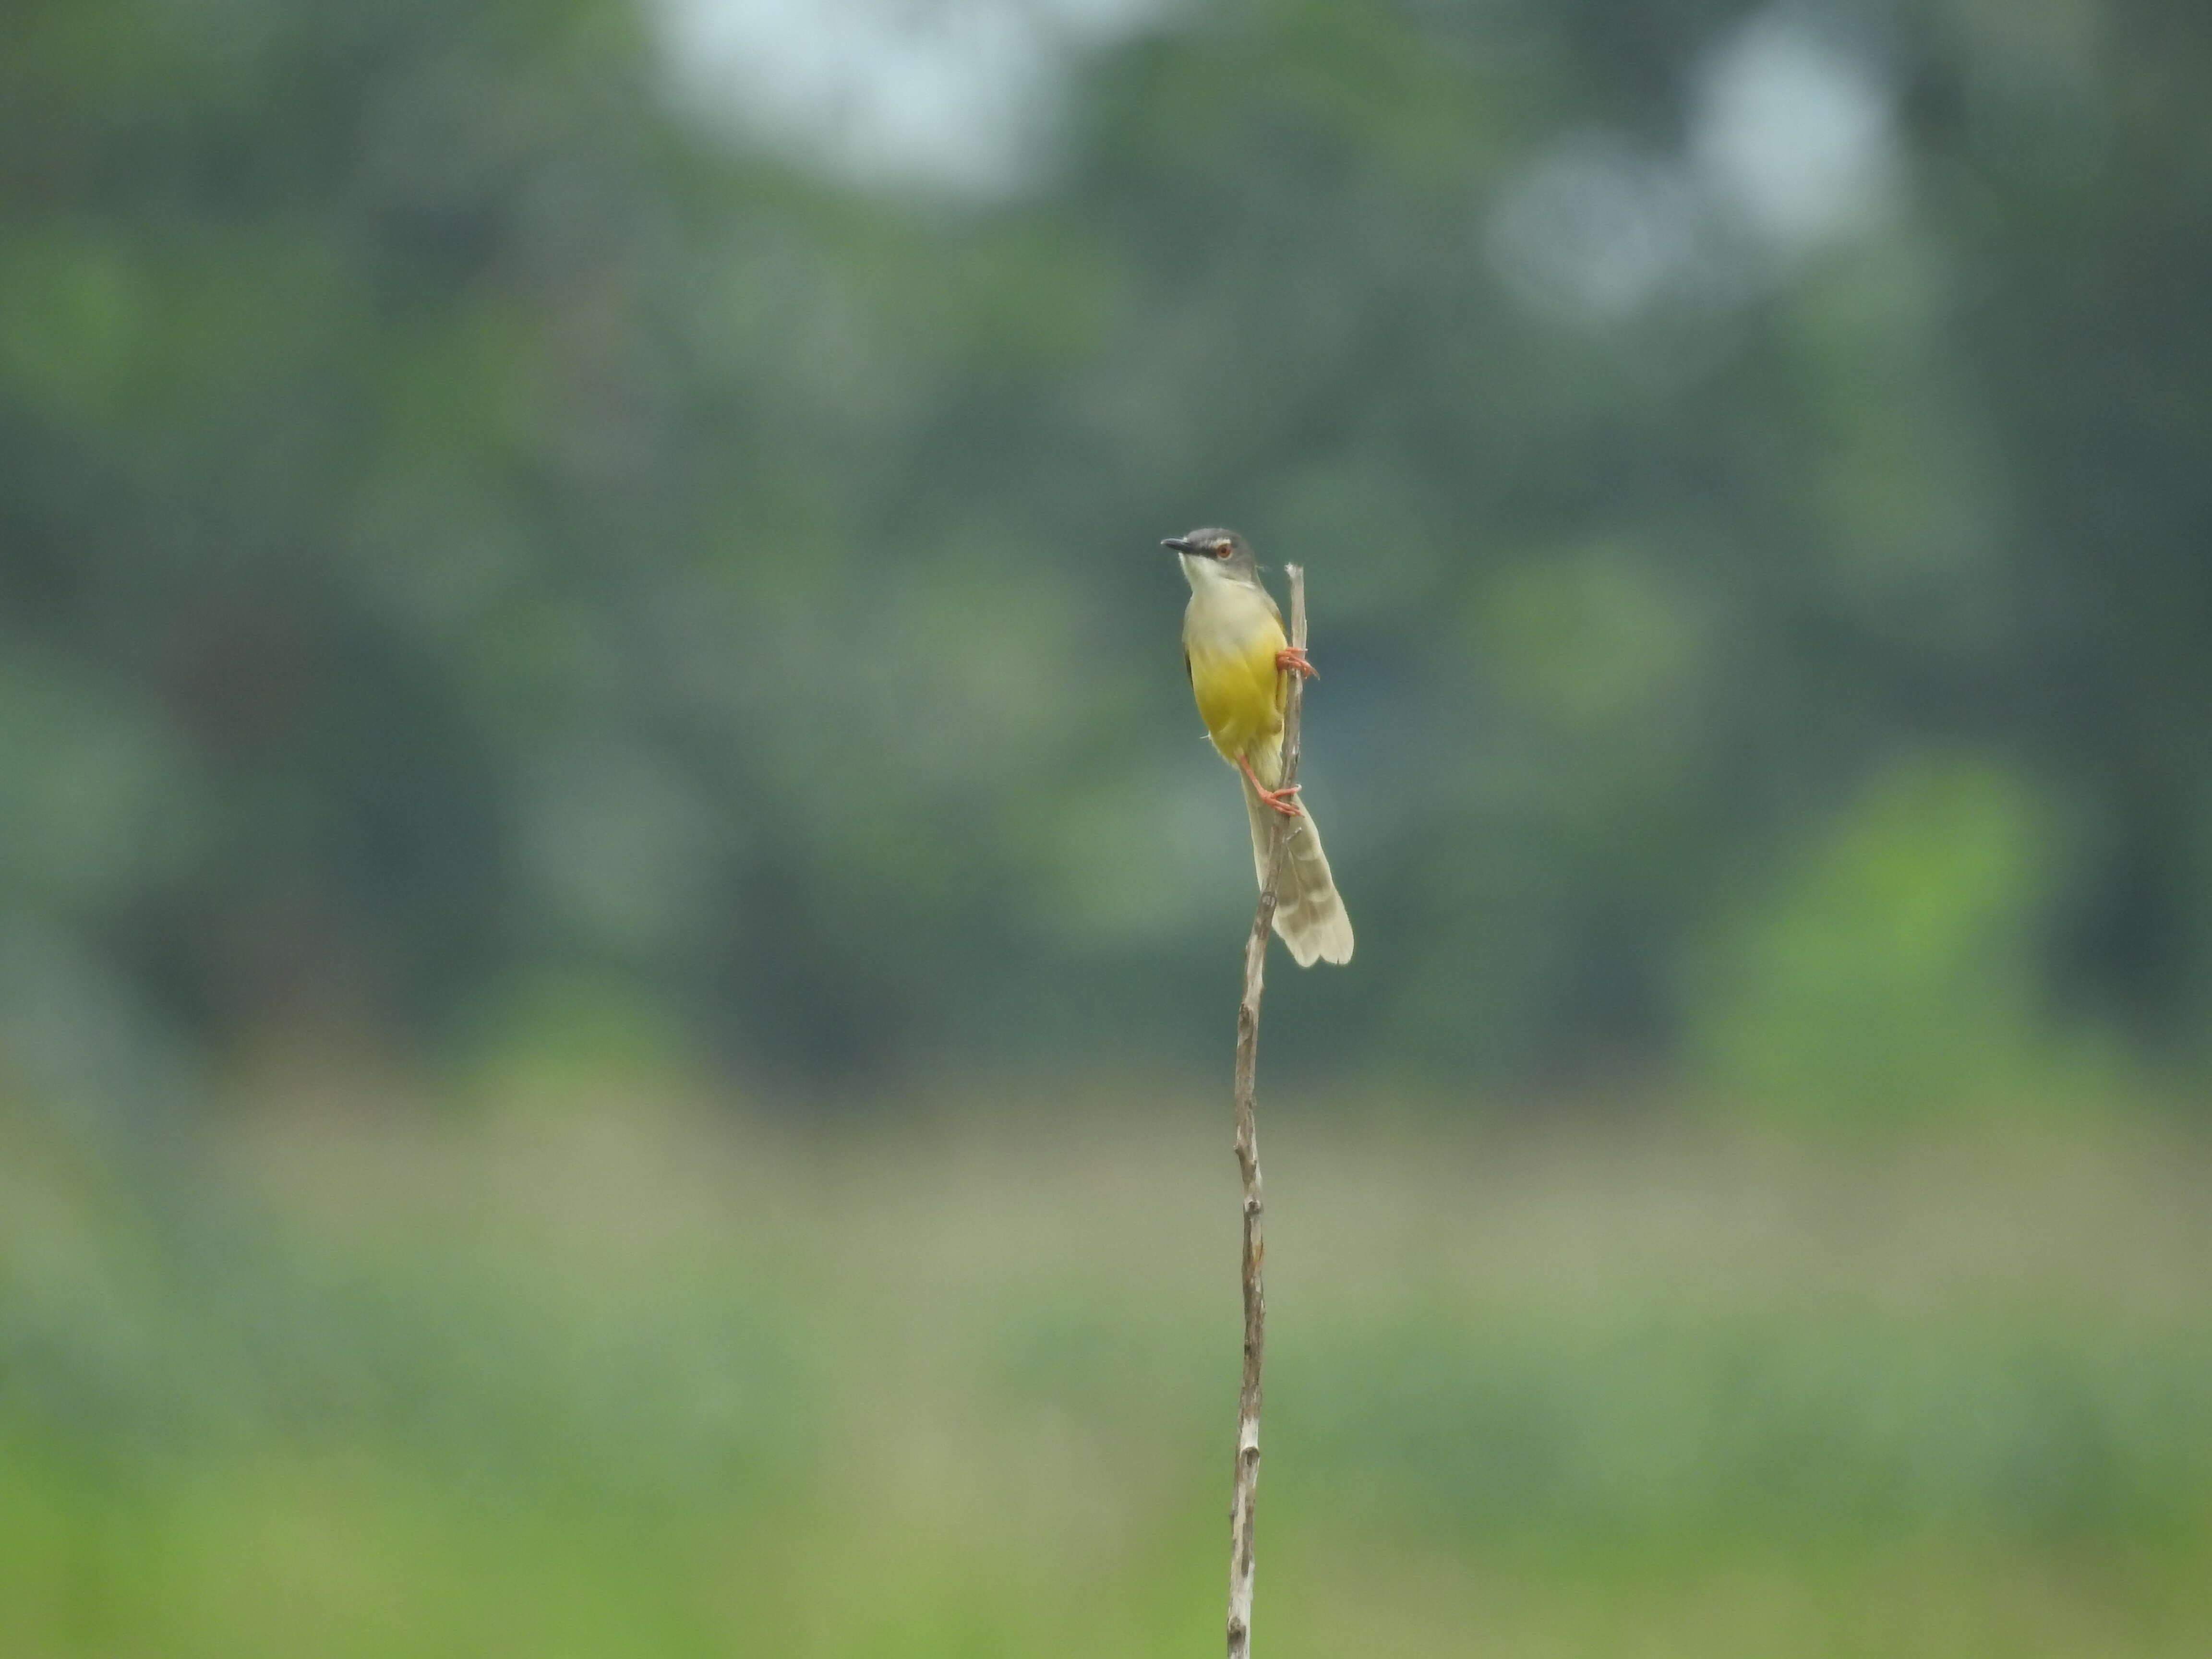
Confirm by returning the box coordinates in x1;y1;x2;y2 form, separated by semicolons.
653;0;1165;192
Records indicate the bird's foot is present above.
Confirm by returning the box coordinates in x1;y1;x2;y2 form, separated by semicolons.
1275;646;1317;679
1256;783;1304;819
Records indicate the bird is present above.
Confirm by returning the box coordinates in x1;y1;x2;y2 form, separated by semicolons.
1164;529;1354;966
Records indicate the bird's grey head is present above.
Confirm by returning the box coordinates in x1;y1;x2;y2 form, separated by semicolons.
1162;528;1261;589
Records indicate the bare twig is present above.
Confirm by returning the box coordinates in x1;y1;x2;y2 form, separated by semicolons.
1226;564;1306;1659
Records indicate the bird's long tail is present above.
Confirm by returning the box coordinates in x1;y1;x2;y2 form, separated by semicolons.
1241;760;1354;967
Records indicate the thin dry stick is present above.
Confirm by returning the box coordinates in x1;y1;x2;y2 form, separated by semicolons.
1226;564;1307;1659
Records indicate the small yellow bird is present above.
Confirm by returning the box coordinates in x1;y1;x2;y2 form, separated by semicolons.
1165;529;1353;966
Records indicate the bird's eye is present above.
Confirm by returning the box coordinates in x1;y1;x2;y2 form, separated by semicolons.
1214;543;1232;559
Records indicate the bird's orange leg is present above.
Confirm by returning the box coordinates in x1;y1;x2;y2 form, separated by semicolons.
1275;645;1317;679
1238;753;1303;818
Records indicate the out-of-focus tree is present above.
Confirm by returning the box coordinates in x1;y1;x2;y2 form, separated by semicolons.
0;0;2207;1104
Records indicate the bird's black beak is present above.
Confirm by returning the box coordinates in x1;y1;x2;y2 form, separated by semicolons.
1162;537;1197;554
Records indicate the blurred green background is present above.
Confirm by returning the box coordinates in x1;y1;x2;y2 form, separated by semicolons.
5;0;2212;1652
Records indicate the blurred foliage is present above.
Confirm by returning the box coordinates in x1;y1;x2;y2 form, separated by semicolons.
2;0;2210;1097
5;1099;2212;1654
1692;753;2086;1114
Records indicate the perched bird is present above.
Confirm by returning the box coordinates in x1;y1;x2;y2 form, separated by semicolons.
1164;529;1354;966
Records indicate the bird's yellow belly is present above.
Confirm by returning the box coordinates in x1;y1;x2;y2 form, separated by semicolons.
1188;633;1284;764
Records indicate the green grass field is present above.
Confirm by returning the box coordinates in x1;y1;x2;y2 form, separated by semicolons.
5;1084;2212;1656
